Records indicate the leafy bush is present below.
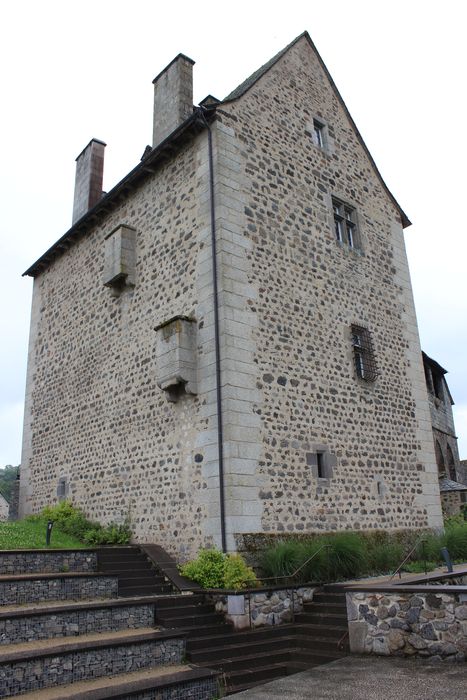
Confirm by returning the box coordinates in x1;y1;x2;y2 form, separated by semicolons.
444;522;467;560
224;554;257;590
36;501;132;545
180;549;258;590
180;549;226;588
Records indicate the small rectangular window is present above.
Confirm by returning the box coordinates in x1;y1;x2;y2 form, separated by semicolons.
313;119;324;148
351;325;378;382
333;198;358;249
316;452;325;478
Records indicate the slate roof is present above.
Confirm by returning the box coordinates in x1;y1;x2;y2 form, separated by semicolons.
439;477;467;493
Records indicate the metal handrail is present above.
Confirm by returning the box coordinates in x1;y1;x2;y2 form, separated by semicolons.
245;543;332;587
389;535;428;581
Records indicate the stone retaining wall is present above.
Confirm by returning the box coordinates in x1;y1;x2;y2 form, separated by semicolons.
210;586;316;630
0;550;97;575
0;637;184;698
0;575;117;605
0;602;154;645
347;588;467;661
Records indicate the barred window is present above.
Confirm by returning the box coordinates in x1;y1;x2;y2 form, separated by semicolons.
333;198;358;249
351;325;377;382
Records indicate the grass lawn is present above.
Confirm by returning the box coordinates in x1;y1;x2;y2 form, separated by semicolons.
0;519;85;550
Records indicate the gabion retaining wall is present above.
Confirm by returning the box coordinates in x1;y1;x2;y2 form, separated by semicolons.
128;677;220;700
0;550;97;575
347;588;467;661
0;575;118;605
0;637;185;698
0;602;154;645
210;586;317;630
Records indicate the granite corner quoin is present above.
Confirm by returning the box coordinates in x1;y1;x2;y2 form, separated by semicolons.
19;32;445;560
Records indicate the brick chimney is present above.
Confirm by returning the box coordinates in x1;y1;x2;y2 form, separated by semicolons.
152;54;195;148
72;138;106;224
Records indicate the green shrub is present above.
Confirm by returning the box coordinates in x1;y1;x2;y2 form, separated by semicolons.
36;501;132;546
180;549;226;588
402;561;437;574
294;539;329;582
224;554;257;590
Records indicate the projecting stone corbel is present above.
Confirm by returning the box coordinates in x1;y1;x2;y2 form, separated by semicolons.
154;315;197;402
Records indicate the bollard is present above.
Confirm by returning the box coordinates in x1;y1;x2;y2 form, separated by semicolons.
46;520;54;546
440;546;453;573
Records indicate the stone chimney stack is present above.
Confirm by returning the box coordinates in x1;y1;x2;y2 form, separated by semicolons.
72;138;106;224
152;54;195;148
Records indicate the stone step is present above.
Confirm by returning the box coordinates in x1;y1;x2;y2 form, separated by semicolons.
304;601;347;615
98;560;154;572
187;623;295;650
0;597;157;645
118;583;173;597
0;628;185;698
156;611;226;628
289;621;347;638
187;635;295;663
155;593;206;608
14;665;220;700
225;663;289;694
155;603;214;618
294;611;347;626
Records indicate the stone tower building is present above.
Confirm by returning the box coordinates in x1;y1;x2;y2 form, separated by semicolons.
20;32;443;559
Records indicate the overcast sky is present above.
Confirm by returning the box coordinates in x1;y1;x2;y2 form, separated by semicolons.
1;0;466;467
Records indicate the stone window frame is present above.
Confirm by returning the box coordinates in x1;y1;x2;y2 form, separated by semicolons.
306;445;336;481
351;324;378;383
57;476;68;501
306;115;334;155
327;193;364;254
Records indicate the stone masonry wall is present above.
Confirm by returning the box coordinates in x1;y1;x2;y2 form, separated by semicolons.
0;575;117;605
0;602;155;645
0;550;97;575
346;589;467;660
221;34;442;536
20;135;215;560
210;586;316;630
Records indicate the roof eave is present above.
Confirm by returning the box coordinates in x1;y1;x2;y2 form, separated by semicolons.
23;110;210;278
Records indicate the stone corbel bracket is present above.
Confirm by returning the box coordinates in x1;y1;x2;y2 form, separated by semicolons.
154;315;197;401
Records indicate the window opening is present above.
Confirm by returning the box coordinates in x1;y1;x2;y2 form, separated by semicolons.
333;199;357;248
351;325;378;382
313;119;324;148
317;452;325;478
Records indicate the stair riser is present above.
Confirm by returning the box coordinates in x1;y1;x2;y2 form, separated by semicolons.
304;604;347;615
294;614;347;626
156;595;206;608
156;604;214;618
187;626;293;649
157;614;224;627
227;665;288;692
98;562;154;572
211;651;290;672
0;637;185;698
0;604;155;646
118;576;166;587
291;622;346;638
118;586;173;597
188;638;292;663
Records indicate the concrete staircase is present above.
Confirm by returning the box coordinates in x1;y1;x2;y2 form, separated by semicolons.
155;585;349;695
0;546;349;697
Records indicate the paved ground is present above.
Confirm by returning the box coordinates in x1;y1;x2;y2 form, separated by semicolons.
229;656;467;699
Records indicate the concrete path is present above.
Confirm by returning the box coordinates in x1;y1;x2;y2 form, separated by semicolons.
229;656;467;699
